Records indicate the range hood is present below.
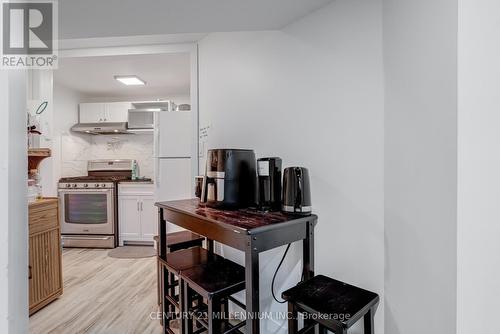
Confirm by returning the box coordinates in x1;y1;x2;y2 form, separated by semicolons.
70;122;129;135
71;101;175;135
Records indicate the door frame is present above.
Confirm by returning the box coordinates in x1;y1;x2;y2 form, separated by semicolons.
58;37;201;184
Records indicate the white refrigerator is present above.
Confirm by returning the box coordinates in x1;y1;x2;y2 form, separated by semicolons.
154;111;194;231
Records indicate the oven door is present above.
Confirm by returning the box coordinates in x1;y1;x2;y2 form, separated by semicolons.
59;188;115;235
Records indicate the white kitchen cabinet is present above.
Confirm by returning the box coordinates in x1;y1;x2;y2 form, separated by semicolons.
79;102;131;123
79;103;106;123
119;196;141;241
118;184;156;245
139;197;157;240
106;102;132;122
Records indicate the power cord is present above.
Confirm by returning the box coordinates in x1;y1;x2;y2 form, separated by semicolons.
271;243;292;304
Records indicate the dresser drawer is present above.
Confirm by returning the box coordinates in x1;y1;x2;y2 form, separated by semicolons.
118;183;154;196
29;199;59;235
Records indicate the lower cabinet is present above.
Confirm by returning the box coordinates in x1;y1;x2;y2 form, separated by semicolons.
29;198;63;315
118;183;156;245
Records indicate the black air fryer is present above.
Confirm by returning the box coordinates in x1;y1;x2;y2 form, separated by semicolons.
200;149;257;209
282;167;312;215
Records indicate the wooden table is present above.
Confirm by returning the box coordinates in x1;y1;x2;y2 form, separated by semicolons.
155;199;318;334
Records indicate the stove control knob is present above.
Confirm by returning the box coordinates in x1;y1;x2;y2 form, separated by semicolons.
83;184;88;188
101;184;107;188
72;184;78;188
66;183;71;188
95;184;100;188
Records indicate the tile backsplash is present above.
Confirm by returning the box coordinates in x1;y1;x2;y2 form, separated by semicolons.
61;134;154;179
60;134;92;177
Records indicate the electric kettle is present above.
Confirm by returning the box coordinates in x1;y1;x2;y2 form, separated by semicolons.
282;167;312;215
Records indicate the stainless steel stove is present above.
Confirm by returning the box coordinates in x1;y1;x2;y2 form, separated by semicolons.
58;160;135;248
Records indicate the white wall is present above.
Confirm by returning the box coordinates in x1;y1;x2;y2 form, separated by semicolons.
0;71;29;333
27;70;55;196
0;69;7;334
457;1;500;333
52;83;90;192
88;135;154;179
199;0;384;332
383;0;457;333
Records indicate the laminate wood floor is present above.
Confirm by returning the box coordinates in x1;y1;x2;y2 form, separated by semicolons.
29;248;163;334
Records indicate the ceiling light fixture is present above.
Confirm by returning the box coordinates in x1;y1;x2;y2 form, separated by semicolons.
114;75;146;86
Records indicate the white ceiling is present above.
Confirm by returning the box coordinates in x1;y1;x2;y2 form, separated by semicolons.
59;0;334;39
54;53;190;98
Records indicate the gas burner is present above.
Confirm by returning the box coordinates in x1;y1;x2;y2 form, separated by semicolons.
59;175;130;182
59;176;131;189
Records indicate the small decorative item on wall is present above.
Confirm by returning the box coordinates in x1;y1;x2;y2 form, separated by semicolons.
106;137;127;151
27;101;49;149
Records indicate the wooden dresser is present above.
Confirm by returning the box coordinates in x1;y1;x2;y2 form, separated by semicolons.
29;198;63;315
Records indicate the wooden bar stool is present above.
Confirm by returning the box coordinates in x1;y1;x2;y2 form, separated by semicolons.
160;246;216;333
282;275;379;334
180;256;246;334
165;231;206;253
155;231;204;328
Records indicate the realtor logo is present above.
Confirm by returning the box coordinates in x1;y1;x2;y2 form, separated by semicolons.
1;0;58;68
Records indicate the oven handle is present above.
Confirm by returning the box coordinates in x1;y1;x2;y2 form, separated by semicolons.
58;189;114;194
62;236;112;241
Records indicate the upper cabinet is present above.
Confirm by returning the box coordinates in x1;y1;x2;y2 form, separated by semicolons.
79;102;131;123
79;103;105;123
106;102;133;122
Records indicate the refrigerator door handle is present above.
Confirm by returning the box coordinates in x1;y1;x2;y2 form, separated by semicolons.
153;111;160;159
155;157;160;189
154;110;160;188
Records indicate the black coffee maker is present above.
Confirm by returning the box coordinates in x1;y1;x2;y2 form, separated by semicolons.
200;149;257;209
282;167;312;215
257;157;282;211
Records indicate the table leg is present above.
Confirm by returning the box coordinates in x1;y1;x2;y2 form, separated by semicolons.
183;281;194;334
178;278;185;334
245;238;260;334
206;238;214;252
162;266;169;334
288;302;298;333
158;208;167;260
364;307;374;334
158;208;168;333
208;297;222;334
303;220;316;333
302;220;315;281
168;272;175;315
318;325;328;334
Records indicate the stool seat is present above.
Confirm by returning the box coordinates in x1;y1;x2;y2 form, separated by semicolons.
166;231;204;251
181;257;245;300
163;246;215;274
282;275;379;329
181;257;246;334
